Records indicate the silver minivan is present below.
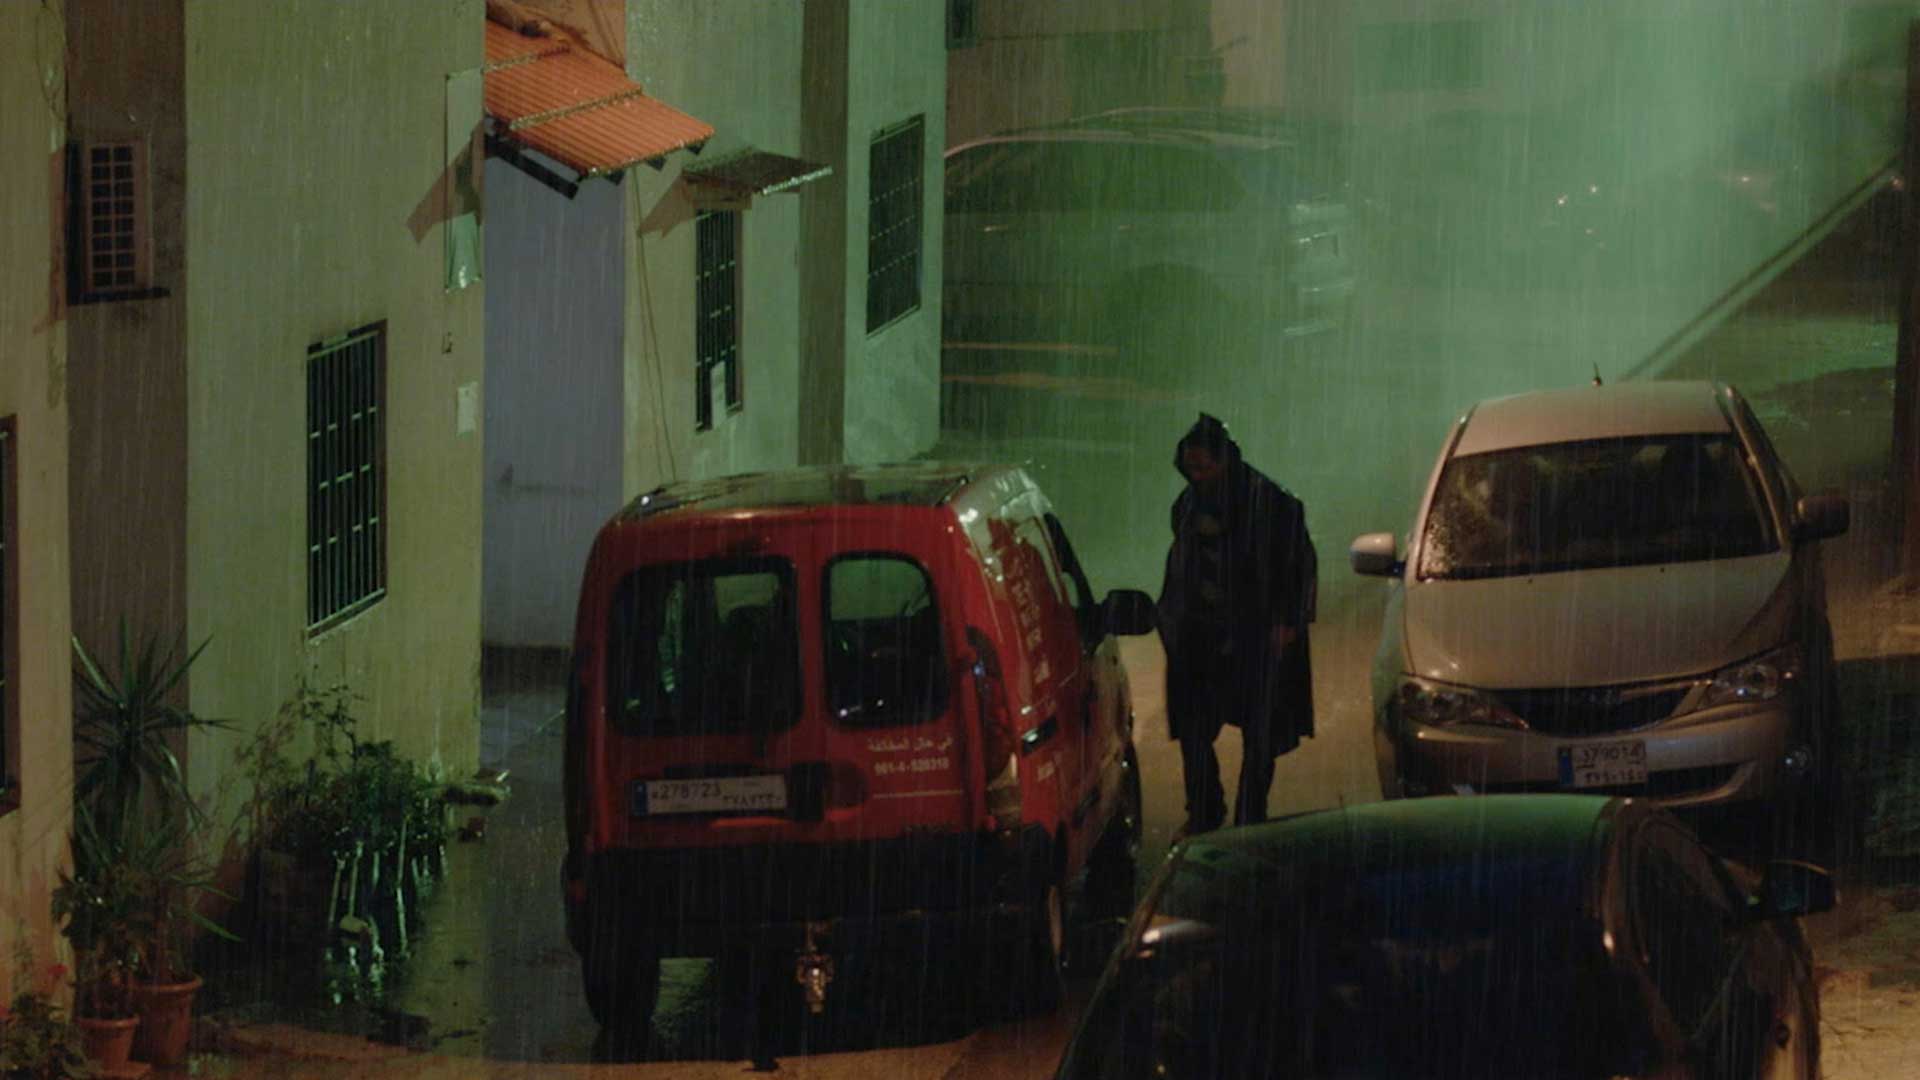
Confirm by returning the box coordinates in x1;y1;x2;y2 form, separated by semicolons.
1350;380;1848;817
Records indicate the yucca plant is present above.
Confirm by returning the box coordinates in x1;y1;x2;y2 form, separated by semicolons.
72;620;230;848
119;814;239;985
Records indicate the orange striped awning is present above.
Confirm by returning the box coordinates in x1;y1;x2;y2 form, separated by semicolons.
482;20;712;179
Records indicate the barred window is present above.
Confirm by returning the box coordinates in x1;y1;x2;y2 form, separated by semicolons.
307;325;387;632
695;209;741;431
80;140;152;296
0;420;14;814
867;116;924;332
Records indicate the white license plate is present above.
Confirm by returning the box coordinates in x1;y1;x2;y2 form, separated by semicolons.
632;775;788;816
1559;741;1648;788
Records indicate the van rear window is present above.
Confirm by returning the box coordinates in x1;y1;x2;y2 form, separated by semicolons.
824;555;949;728
606;558;799;736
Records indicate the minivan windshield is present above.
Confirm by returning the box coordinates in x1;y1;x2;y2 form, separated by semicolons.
605;558;800;737
1419;433;1777;580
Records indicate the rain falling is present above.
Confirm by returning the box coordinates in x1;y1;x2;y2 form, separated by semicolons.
5;1;1920;1077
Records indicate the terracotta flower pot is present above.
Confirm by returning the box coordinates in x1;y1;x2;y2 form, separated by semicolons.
130;975;203;1066
76;1014;141;1071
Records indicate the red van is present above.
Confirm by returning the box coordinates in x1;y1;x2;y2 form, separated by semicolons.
560;462;1156;1039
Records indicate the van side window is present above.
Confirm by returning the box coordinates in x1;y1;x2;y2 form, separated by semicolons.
607;558;799;736
824;554;949;728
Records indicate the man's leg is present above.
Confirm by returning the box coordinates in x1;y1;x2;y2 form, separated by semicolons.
1233;718;1276;827
1178;719;1227;836
1173;666;1228;835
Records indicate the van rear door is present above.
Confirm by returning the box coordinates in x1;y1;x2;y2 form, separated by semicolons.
595;514;976;851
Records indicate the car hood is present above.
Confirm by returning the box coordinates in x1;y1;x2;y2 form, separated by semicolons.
1400;553;1793;688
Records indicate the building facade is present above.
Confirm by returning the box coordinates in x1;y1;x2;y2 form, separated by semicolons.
0;0;75;1001
64;0;487;837
481;0;948;649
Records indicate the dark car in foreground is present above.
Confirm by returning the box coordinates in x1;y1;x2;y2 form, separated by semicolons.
1057;795;1834;1079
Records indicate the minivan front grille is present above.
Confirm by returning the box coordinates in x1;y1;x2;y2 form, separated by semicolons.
1494;686;1687;736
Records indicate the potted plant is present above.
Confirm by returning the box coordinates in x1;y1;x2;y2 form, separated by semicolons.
72;623;234;1068
50;806;144;1074
0;940;90;1080
237;680;449;955
118;819;236;1067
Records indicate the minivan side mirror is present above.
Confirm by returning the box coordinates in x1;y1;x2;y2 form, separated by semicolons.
1349;532;1401;577
1101;589;1158;636
1792;491;1850;543
1750;859;1837;920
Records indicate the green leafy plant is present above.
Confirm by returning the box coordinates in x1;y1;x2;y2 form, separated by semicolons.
0;939;90;1080
50;807;142;1020
236;680;450;944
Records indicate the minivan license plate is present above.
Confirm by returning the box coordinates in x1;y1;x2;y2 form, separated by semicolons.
1558;741;1648;788
632;775;788;816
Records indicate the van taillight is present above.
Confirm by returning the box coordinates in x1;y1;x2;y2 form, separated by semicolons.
966;628;1021;825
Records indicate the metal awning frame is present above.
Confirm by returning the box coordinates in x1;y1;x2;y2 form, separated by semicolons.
681;149;833;211
484;124;700;201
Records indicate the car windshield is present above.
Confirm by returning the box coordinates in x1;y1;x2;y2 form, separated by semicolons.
1419;433;1777;580
605;557;800;737
1061;849;1639;1080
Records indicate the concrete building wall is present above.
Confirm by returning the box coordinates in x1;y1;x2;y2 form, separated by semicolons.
180;0;486;810
839;1;947;464
63;0;191;678
625;0;809;495
0;1;74;1001
619;1;943;487
481;162;624;648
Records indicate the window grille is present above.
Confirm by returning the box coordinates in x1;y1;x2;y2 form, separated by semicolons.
695;209;741;430
867;116;924;332
82;141;150;295
947;0;978;48
306;325;387;631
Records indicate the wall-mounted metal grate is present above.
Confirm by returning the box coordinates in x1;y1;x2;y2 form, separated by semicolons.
84;142;147;293
694;209;741;431
307;325;387;632
867;116;924;333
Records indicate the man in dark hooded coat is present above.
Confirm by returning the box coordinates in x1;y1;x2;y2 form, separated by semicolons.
1157;413;1316;835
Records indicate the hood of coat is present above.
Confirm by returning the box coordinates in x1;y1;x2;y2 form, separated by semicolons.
1174;412;1245;481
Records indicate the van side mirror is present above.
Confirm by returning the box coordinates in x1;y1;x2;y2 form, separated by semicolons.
1101;589;1158;636
1792;492;1849;543
1349;532;1401;577
1750;859;1836;919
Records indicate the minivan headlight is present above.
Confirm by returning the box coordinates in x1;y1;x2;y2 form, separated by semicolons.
1395;677;1524;730
1702;644;1803;707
